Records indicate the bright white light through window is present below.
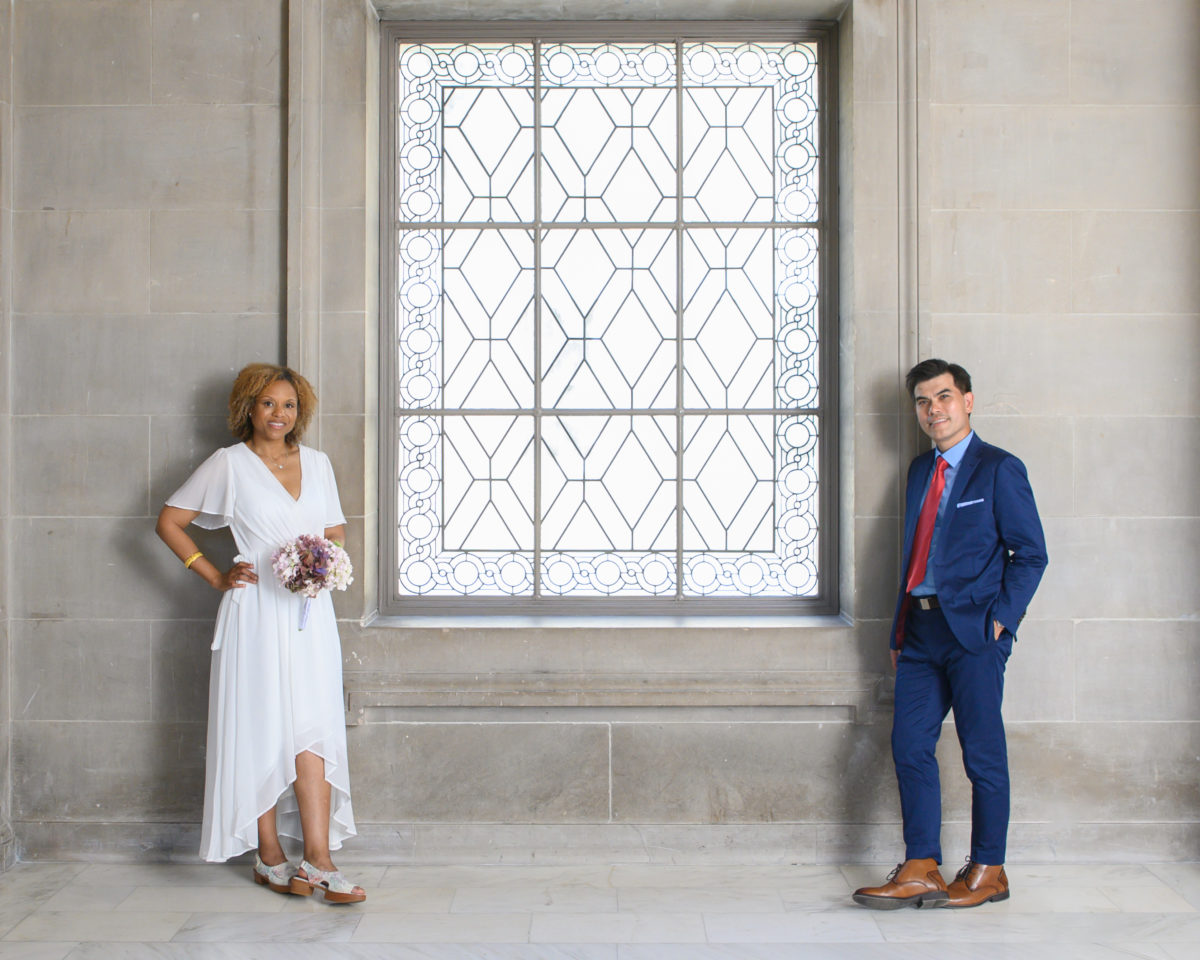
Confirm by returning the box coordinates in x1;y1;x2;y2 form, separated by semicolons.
390;38;825;601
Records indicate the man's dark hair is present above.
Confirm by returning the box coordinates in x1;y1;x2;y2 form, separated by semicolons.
905;358;972;399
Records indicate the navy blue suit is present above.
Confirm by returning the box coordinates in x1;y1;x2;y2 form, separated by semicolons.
889;433;1047;865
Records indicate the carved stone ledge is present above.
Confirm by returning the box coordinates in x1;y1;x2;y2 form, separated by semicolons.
344;670;888;724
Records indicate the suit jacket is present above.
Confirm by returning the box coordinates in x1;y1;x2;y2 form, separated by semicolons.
890;433;1048;654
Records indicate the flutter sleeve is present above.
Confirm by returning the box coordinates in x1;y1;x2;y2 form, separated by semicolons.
319;450;347;529
165;447;237;530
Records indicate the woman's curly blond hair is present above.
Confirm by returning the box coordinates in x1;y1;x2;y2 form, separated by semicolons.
227;363;317;444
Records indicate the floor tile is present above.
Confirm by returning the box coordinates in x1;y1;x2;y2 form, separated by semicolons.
118;886;288;913
617;886;783;913
281;884;455;914
452;883;618;914
704;910;886;943
33;884;137;913
169;911;361;943
69;864;248;889
530;911;706;943
351;912;531;943
0;944;76;960
1145;863;1200;910
1098;885;1197;913
0;860;1194;958
0;865;89;901
3;912;190;943
380;866;614;890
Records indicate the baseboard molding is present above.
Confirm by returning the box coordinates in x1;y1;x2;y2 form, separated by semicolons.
13;819;1200;865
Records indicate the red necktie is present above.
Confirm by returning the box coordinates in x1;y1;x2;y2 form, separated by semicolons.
895;457;948;650
905;456;948;593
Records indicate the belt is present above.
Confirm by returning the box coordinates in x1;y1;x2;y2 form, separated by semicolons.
909;594;940;610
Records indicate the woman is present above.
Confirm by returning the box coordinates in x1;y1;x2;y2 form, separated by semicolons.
156;363;365;903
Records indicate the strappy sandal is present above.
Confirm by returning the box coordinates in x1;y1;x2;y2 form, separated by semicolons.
288;859;367;904
252;853;298;894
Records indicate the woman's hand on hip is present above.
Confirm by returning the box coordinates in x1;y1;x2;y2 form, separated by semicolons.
217;561;257;591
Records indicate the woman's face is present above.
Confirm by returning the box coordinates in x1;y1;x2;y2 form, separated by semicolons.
249;379;300;443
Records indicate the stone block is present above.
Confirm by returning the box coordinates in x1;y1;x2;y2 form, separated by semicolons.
10;517;229;621
12;415;150;517
150;416;245;511
853;516;899;621
927;0;1069;105
331;518;366;620
152;0;284;104
846;0;898;105
0;0;10;104
849;206;901;314
854;413;900;520
320;207;367;313
17;105;282;211
849;101;899;209
150;210;283;314
150;620;215;723
1072;211;1200;316
322;101;367;209
11;315;279;416
14;211;150;314
928;105;1200;212
346;721;610;821
965;415;1073;519
927;315;1200;417
340;619;857;679
851;312;902;415
12;721;205;822
1075;620;1200;722
611;720;897;823
1041;106;1200;211
927;104;1028;211
927;211;1072;314
1006;720;1200;822
1036;518;1200;621
14;821;202;863
12;619;152;722
317;312;367;416
15;0;152;106
1074;416;1200;519
1006;820;1200;864
1070;0;1200;105
1000;620;1074;722
319;414;366;518
322;0;369;104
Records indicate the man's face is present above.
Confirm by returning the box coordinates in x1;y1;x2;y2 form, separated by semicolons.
913;372;974;451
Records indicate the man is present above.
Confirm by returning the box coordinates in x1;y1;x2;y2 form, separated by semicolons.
853;359;1048;910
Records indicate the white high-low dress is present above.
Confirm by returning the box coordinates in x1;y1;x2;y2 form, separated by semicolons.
167;442;356;862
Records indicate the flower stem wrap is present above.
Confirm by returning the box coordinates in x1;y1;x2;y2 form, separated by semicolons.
270;534;353;630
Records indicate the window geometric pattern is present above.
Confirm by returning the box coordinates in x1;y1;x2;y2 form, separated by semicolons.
393;39;822;599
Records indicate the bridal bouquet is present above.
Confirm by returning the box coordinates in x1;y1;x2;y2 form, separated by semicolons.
271;534;354;629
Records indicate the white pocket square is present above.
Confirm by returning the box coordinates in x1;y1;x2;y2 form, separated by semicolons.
956;498;985;508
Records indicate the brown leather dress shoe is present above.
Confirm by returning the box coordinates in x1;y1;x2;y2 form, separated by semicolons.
852;858;948;909
945;861;1009;908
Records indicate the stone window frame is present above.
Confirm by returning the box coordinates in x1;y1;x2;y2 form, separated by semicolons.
375;19;841;619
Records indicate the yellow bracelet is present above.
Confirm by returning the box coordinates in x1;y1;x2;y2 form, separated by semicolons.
183;551;204;569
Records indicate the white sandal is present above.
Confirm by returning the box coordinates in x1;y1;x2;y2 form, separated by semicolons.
289;859;367;903
252;853;298;895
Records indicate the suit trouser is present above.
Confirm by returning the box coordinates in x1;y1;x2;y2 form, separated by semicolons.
893;604;1013;865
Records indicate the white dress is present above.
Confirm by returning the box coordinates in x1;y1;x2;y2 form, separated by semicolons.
167;442;356;862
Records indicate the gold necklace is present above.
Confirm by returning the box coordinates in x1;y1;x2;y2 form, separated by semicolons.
253;445;289;470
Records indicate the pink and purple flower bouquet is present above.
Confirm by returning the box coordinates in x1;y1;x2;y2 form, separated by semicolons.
271;534;353;629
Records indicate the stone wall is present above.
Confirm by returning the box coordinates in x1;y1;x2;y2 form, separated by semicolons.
0;0;13;873
3;0;1198;867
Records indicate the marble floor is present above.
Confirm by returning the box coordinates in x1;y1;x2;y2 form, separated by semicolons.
0;861;1198;959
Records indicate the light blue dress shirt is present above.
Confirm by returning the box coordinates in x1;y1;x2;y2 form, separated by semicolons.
909;430;974;597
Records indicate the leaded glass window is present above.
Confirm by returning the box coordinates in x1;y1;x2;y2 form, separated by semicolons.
381;22;838;614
